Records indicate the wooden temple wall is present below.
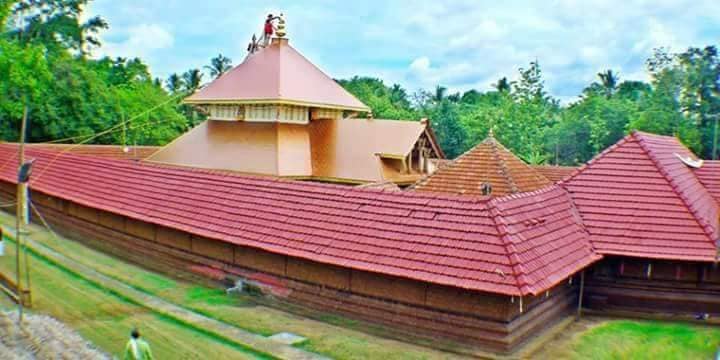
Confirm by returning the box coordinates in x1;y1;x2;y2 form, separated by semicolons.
0;184;576;352
585;257;720;314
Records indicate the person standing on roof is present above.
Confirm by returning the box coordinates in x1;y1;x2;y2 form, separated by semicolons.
263;14;280;46
123;328;154;360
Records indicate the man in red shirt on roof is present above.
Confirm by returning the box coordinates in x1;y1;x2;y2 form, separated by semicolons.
263;14;279;46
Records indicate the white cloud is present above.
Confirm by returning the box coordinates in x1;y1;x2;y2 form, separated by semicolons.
100;24;174;59
83;0;720;98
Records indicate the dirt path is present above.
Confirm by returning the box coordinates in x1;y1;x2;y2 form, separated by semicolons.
2;225;328;360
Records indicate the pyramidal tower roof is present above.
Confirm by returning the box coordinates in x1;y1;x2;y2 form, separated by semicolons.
185;38;369;112
412;133;552;196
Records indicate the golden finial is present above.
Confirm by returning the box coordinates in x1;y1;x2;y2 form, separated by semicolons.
488;127;495;138
276;13;286;38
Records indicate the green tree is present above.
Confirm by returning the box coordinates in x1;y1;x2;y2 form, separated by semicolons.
0;38;52;141
166;73;184;94
338;76;416;119
493;77;510;93
9;0;108;55
597;69;619;98
182;68;203;92
205;54;232;79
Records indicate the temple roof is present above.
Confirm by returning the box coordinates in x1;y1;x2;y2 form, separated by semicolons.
562;131;720;262
531;165;577;183
0;144;597;296
412;135;552;196
695;160;720;205
185;38;369;112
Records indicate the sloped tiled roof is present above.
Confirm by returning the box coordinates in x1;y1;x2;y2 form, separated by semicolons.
562;131;719;262
412;135;552;196
3;143;160;161
695;160;720;204
0;144;596;296
490;186;600;294
185;39;369;112
531;165;577;183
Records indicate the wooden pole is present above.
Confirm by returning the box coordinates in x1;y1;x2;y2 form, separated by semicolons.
15;105;28;322
577;270;586;318
712;115;718;160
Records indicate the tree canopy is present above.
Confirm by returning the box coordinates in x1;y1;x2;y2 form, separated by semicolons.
1;1;719;165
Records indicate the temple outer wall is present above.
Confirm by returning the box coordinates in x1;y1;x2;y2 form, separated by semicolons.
0;182;577;353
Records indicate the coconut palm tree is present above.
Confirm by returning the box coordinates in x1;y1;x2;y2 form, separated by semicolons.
598;70;619;97
182;69;203;91
433;85;447;103
165;73;184;94
493;77;511;93
205;54;233;79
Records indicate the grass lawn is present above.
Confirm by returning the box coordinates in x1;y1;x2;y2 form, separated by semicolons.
537;318;720;359
0;235;267;359
0;211;459;360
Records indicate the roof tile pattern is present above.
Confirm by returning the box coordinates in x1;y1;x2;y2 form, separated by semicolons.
562;131;719;261
490;187;601;294
695;160;720;204
531;165;577;183
4;143;160;161
413;136;552;196
0;145;596;296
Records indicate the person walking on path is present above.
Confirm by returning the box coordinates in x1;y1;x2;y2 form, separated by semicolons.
123;328;154;360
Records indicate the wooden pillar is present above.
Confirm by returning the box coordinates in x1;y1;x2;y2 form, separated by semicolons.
577;270;585;318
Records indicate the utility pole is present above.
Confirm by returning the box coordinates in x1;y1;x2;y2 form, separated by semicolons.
15;105;28;323
710;113;719;160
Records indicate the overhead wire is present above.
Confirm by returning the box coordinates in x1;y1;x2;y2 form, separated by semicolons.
9;90;192;186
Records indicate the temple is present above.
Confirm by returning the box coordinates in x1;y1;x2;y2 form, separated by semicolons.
1;16;719;356
147;26;444;185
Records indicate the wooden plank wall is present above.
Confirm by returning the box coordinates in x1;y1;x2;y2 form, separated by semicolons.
586;257;720;314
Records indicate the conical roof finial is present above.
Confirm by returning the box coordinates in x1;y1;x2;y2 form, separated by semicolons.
276;13;286;38
488;127;495;138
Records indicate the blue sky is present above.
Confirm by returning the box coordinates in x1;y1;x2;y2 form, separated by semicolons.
85;1;720;102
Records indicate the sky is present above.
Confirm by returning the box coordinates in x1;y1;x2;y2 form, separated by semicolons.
85;0;720;103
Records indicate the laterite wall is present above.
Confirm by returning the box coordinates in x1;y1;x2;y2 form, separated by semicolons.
585;256;720;314
0;182;576;353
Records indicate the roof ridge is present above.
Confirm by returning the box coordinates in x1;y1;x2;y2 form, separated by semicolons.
283;42;367;109
493;140;552;187
491;139;520;193
633;132;719;247
488;197;528;296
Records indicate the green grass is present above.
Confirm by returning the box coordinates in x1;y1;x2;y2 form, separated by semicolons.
541;319;720;360
0;235;267;359
0;211;459;359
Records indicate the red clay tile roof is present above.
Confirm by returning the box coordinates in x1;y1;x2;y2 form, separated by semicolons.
562;131;720;262
0;144;596;296
185;39;369;112
695;160;720;204
412;136;552;196
531;165;577;183
2;143;159;160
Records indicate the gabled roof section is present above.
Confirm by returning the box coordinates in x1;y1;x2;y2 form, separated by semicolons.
531;165;577;183
695;160;720;204
185;39;369;112
0;144;596;296
412;135;552;196
562;131;719;262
